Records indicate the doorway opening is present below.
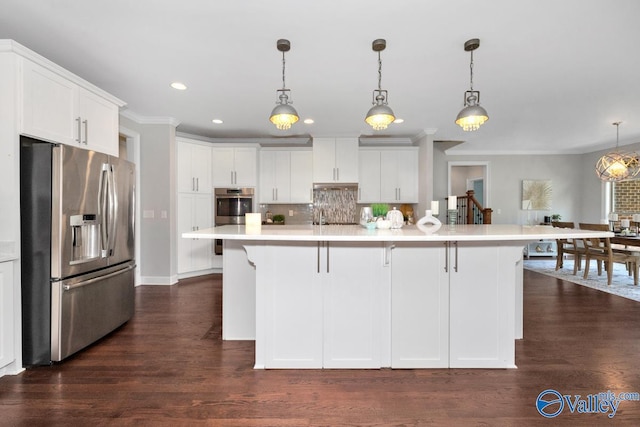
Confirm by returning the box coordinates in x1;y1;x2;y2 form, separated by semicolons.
448;161;489;208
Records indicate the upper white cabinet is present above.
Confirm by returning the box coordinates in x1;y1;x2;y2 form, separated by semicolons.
259;149;312;204
177;139;212;194
212;147;257;187
20;58;122;156
358;147;418;203
312;137;358;183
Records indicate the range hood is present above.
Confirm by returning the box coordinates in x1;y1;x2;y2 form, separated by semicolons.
313;183;358;191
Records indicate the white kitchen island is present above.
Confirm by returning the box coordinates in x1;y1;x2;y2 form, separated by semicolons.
183;224;611;370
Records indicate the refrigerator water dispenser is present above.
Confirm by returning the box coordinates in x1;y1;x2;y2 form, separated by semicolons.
70;214;100;263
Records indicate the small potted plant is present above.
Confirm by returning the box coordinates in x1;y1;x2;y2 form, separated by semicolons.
551;214;562;222
371;203;390;219
272;214;285;225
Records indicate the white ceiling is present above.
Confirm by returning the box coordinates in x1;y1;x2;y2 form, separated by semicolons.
2;0;640;154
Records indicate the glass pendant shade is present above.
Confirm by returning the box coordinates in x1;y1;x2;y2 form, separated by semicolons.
595;122;640;182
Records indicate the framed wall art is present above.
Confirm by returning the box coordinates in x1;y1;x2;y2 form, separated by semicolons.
522;180;552;210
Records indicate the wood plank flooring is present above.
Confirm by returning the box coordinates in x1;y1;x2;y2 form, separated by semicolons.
2;269;640;426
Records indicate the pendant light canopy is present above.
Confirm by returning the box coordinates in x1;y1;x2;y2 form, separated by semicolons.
269;39;299;130
595;122;640;182
455;38;489;131
365;39;395;131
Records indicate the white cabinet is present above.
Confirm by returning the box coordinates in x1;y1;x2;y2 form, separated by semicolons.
0;261;14;370
312;137;359;183
20;58;121;156
177;193;213;274
391;242;521;368
249;241;387;369
177;139;212;194
259;149;312;203
359;147;418;203
211;147;257;187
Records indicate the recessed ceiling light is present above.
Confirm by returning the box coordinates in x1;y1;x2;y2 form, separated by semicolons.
393;118;404;124
303;118;314;124
212;119;223;124
171;82;187;90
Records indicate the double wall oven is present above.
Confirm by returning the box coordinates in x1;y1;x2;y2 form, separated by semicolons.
214;187;254;254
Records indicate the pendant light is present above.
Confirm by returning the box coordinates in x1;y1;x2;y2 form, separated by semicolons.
365;39;395;131
595;122;640;182
455;38;489;131
269;39;299;130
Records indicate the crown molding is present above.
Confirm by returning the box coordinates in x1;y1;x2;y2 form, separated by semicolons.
120;109;181;127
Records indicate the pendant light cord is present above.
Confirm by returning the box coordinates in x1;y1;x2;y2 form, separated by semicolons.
377;51;382;91
281;51;286;90
469;50;474;91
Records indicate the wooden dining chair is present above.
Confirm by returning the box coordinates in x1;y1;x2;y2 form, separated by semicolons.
552;221;583;274
579;223;640;286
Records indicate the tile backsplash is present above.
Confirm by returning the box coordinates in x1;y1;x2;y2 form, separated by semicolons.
312;187;358;224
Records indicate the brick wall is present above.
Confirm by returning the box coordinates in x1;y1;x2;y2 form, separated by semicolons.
615;180;640;217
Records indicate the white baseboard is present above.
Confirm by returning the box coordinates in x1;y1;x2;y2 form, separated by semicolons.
139;275;179;286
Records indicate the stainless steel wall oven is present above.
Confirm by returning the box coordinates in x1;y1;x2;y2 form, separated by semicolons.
214;187;254;254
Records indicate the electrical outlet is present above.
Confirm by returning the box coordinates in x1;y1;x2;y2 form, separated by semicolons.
497;208;501;214
289;210;294;217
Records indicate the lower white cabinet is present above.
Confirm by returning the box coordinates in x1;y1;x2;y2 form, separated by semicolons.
177;193;213;274
0;261;15;370
249;241;387;369
391;241;521;368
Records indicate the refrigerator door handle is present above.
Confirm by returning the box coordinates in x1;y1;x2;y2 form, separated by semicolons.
62;264;135;291
107;165;118;257
100;163;109;257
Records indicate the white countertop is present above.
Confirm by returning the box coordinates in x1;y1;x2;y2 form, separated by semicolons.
182;224;612;243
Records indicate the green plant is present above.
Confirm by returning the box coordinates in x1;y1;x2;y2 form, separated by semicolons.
371;203;389;217
551;214;562;222
273;214;285;223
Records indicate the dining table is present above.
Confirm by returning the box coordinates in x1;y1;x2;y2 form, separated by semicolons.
611;234;640;250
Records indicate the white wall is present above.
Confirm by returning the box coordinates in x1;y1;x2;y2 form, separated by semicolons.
434;144;588;225
119;115;177;285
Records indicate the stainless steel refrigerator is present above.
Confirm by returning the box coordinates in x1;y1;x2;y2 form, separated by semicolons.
20;136;136;365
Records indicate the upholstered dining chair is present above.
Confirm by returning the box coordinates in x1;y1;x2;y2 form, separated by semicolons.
579;223;640;286
552;221;583;274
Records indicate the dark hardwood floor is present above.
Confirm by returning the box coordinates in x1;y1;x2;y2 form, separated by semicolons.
2;269;640;426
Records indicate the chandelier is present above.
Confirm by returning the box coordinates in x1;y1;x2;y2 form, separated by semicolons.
365;39;395;130
269;39;299;130
455;38;489;131
595;122;640;181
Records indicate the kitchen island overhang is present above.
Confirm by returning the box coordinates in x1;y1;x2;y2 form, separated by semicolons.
183;224;611;369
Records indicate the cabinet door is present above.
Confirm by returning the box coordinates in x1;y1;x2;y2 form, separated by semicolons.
358;150;381;203
191;194;213;271
391;243;449;368
233;148;257;187
289;151;313;203
77;87;119;156
178;142;212;193
262;242;323;368
191;144;212;193
211;148;235;186
396;149;418;203
0;262;14;369
259;150;277;203
380;152;400;202
312;138;336;182
448;243;519;368
323;242;385;368
177;193;212;274
334;138;359;182
177;193;195;274
21;59;78;146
